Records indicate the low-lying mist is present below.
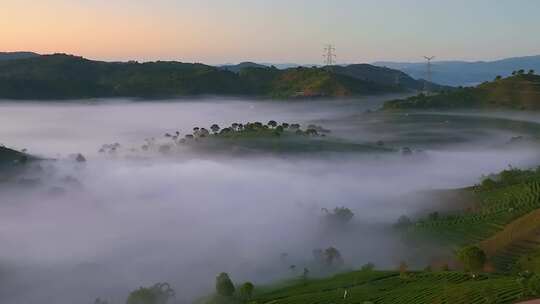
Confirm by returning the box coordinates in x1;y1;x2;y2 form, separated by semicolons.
1;98;540;303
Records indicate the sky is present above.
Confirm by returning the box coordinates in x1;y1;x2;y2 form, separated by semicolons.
1;0;539;64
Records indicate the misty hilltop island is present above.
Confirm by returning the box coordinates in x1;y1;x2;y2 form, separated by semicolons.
0;53;448;100
100;120;396;156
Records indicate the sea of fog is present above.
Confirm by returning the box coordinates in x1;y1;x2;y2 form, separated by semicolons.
1;97;540;304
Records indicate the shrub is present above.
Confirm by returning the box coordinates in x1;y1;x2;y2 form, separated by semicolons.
456;246;486;273
528;274;540;296
239;282;254;300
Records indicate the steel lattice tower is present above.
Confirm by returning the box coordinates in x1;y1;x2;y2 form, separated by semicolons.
323;44;336;66
423;56;435;93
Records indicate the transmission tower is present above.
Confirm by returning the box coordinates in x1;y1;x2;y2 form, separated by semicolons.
323;44;336;66
423;56;435;93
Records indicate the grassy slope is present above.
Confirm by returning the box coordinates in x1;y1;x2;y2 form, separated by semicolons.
383;74;540;110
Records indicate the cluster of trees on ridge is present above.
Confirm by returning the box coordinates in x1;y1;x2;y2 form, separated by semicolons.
0;54;447;100
98;121;331;155
383;70;540;110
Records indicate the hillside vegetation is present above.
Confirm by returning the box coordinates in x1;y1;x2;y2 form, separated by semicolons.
195;167;540;304
0;54;419;100
407;167;540;271
383;72;540;110
248;270;524;304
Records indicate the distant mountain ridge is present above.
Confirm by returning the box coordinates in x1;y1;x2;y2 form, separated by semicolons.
219;62;267;73
0;53;446;100
0;52;40;61
375;55;540;87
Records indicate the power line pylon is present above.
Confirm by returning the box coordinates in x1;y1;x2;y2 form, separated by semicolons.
423;56;435;93
323;44;336;66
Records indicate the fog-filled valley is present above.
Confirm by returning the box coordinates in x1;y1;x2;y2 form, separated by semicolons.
2;97;540;304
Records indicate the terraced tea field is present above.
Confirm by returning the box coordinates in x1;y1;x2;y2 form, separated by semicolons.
410;181;540;246
250;271;525;304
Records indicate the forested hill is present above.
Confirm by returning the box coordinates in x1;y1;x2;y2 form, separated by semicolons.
383;71;540;111
0;54;439;100
326;64;446;92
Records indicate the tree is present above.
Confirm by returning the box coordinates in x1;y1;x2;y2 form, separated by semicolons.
215;272;235;296
253;122;263;128
495;75;502;81
529;69;535;75
199;128;210;137
210;124;220;134
126;283;175;304
289;264;297;273
267;120;278;128
456;246;486;273
324;247;344;267
323;207;354;225
238;282;254;300
518;69;525;75
219;127;233;135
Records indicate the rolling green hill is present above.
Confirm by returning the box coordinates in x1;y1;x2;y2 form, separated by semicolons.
241;66;400;98
327;64;449;92
0;54;411;100
383;72;540;111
